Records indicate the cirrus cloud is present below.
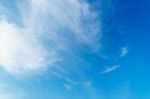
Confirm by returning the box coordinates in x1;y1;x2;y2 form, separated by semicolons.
0;0;101;75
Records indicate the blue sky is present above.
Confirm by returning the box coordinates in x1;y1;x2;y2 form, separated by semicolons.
0;0;150;99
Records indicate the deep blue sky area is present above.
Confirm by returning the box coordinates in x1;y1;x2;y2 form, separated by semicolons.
0;0;150;99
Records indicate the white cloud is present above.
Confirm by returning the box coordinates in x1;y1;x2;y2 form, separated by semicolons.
0;20;59;74
101;65;120;74
0;0;101;75
64;80;92;90
120;47;129;57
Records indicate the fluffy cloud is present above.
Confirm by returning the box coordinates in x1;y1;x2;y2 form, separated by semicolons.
0;0;101;75
0;20;60;74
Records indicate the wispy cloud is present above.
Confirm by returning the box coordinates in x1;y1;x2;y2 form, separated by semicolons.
115;46;129;61
120;47;129;57
101;65;120;74
0;0;101;75
0;20;59;74
64;80;92;90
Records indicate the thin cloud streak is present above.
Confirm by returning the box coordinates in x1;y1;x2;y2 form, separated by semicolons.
101;65;120;74
121;47;129;57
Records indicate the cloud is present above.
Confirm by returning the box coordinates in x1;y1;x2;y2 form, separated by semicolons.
82;81;92;88
0;20;60;74
101;65;120;74
64;83;73;90
120;47;129;57
0;0;101;75
64;80;92;90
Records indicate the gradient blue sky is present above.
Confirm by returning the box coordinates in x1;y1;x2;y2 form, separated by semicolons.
0;0;150;99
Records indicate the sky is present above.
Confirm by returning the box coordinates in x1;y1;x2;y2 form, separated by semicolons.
0;0;150;99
